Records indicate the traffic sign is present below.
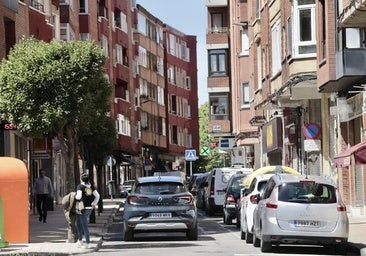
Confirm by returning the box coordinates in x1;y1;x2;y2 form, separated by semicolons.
200;146;210;156
185;149;197;161
303;122;321;140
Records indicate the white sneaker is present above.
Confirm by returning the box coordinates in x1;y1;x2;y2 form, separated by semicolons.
76;240;83;248
82;243;91;249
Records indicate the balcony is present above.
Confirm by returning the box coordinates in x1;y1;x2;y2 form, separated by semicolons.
319;48;366;92
339;0;366;27
205;0;227;7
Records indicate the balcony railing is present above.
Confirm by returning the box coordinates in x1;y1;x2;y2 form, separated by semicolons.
207;27;229;34
30;0;44;13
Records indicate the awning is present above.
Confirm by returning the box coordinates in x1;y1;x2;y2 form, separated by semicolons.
334;141;366;168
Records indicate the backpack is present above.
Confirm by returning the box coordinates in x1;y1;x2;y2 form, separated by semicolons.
62;192;76;213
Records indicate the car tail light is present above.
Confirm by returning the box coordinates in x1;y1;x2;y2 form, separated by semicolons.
336;188;347;212
174;194;193;205
337;205;347;212
127;195;148;206
266;186;279;209
227;194;235;204
249;195;257;204
210;183;214;195
266;202;278;209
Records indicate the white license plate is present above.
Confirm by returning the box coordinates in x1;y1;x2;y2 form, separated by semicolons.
294;220;319;227
149;212;172;218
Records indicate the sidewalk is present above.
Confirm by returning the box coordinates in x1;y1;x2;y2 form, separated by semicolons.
0;198;123;256
0;199;365;255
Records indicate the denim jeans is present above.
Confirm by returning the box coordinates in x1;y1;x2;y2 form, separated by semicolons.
77;208;92;243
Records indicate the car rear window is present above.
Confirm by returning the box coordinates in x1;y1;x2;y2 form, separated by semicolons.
278;182;337;204
135;182;186;195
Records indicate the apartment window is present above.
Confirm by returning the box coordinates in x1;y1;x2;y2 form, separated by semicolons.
293;0;316;57
158;86;164;105
345;28;366;49
286;18;292;57
171;125;178;145
80;33;89;41
209;93;229;120
115;44;123;65
241;82;250;107
117;114;131;136
208;49;228;77
138;46;147;67
241;29;249;55
168;34;176;55
257;43;262;90
255;0;260;19
137;13;147;36
79;0;87;13
211;13;223;32
271;19;282;76
101;35;109;57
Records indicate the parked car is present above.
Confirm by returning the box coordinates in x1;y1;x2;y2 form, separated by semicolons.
193;172;210;210
240;174;273;242
239;165;300;243
123;175;198;241
204;167;253;216
222;173;247;226
119;180;135;198
252;174;349;253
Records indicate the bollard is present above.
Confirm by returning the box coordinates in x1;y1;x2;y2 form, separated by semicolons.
0;197;8;248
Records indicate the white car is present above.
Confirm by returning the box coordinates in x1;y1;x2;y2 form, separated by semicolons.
240;174;273;243
252;174;349;253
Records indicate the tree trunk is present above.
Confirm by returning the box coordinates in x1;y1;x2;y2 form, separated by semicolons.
58;125;78;192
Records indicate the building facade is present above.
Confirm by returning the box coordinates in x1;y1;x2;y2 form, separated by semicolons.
204;0;366;215
0;0;199;202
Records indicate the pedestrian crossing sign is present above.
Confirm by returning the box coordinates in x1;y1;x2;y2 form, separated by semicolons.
185;149;197;161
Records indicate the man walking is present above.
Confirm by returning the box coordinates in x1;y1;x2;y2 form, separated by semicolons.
33;169;54;223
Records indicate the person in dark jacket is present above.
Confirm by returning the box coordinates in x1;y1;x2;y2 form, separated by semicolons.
33;169;54;223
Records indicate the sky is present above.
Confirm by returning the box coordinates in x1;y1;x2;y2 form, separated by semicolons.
137;0;208;106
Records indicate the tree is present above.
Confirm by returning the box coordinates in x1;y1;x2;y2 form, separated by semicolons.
193;103;227;173
0;38;112;192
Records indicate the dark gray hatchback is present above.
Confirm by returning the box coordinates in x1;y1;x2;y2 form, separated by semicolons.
123;175;198;241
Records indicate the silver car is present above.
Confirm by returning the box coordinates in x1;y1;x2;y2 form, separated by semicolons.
123;175;198;241
253;174;349;253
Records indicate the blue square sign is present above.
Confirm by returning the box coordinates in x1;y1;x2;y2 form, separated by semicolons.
185;149;196;161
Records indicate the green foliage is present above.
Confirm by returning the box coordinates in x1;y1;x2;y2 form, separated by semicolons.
193;103;227;173
0;37;111;138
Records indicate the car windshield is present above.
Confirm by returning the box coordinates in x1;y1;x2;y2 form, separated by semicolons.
135;182;186;195
278;182;337;204
228;176;243;193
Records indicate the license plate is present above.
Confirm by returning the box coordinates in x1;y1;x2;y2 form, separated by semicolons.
294;220;319;227
149;212;172;218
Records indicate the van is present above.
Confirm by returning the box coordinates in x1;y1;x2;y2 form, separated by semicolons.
204;167;253;216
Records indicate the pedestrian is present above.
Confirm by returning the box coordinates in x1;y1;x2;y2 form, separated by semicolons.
75;173;100;249
33;168;54;223
62;191;78;243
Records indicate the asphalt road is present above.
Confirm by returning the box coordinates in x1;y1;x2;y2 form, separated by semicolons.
88;210;359;256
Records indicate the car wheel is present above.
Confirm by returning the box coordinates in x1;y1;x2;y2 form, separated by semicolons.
236;216;240;228
187;226;198;241
240;226;246;240
223;212;232;225
253;230;260;247
261;240;272;252
245;227;253;244
123;224;134;241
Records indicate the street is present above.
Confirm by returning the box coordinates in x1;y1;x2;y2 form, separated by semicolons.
88;209;359;256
